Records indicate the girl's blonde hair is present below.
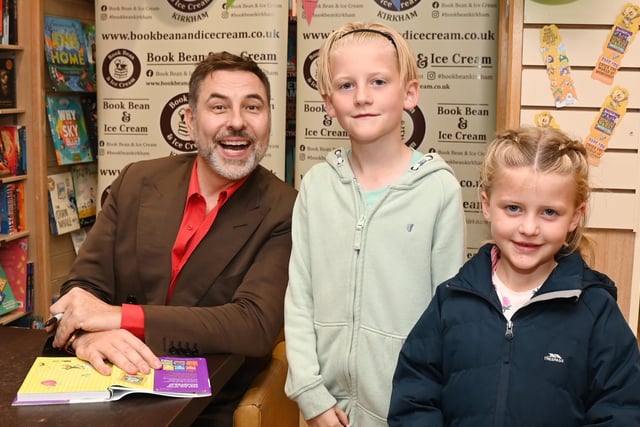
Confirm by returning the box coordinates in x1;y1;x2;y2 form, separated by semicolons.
480;126;593;262
316;21;418;96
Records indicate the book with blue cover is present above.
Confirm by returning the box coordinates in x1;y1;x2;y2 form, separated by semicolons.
43;16;94;92
45;95;93;165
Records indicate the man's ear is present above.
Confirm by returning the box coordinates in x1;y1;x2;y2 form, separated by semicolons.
403;79;419;110
322;94;337;118
184;106;195;140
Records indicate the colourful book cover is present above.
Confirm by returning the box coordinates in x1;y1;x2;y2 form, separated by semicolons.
43;16;93;92
82;22;96;92
0;51;16;109
70;163;97;227
0;181;22;234
12;356;211;405
47;172;80;235
0;263;18;316
46;95;93;165
0;237;27;313
0;125;22;176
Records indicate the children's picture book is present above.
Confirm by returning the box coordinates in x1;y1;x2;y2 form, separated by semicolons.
0;51;16;109
47;172;80;235
0;264;19;316
0;124;25;176
46;95;93;165
12;356;211;405
0;237;28;313
70;163;97;227
43;16;94;92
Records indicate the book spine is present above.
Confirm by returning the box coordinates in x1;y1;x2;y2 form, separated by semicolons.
14;180;24;231
0;183;15;234
18;125;26;175
26;261;33;312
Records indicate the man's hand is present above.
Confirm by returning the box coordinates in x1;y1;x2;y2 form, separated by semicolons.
307;406;349;427
72;329;162;376
49;287;122;348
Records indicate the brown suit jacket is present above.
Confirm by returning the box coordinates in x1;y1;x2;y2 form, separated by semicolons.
61;153;297;358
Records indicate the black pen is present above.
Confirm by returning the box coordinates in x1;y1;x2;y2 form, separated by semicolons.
44;313;64;328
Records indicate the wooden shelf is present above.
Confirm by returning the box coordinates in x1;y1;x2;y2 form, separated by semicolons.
0;310;31;326
0;230;29;245
0;108;25;115
0;174;26;184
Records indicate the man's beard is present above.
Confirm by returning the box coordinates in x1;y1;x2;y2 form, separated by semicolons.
197;130;267;180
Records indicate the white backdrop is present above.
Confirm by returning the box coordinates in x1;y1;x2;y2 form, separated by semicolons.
295;0;499;258
94;0;289;206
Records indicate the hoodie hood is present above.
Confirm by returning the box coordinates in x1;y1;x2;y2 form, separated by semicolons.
325;147;457;189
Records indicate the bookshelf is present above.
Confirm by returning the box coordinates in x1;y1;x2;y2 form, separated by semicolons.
42;1;96;321
0;0;95;326
0;0;41;325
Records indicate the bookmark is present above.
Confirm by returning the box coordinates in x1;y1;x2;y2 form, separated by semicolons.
534;111;560;129
540;25;578;108
592;3;640;85
583;86;629;166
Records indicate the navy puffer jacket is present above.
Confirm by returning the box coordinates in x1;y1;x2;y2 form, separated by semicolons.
389;244;640;427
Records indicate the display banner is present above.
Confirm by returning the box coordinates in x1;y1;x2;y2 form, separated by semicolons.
94;0;289;207
295;0;499;258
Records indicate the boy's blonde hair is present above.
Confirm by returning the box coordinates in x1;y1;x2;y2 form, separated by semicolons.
316;21;418;96
480;126;593;262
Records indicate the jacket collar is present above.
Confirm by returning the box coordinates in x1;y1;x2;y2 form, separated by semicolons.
450;243;617;301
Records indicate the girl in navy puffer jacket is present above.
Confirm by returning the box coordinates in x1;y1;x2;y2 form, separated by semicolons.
389;126;640;426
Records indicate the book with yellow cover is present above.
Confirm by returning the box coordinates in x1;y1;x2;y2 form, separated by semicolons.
12;356;211;405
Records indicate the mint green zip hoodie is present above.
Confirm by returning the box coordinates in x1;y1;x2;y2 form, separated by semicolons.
285;147;465;426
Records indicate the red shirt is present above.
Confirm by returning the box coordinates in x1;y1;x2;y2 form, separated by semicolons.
121;161;248;340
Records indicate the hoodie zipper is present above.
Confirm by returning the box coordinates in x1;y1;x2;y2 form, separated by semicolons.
346;180;367;404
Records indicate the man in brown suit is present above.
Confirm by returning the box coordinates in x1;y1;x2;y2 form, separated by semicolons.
47;51;297;425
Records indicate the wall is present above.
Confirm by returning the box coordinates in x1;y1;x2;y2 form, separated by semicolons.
501;0;640;332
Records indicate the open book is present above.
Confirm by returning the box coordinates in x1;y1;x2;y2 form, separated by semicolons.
12;356;211;405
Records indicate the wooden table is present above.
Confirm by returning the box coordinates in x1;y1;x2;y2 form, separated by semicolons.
0;326;245;426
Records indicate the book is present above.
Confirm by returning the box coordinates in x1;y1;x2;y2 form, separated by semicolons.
0;181;25;234
47;172;80;235
25;261;33;312
70;163;97;227
0;0;17;45
0;237;27;313
45;95;93;165
79;93;98;159
0;124;25;176
43;16;93;92
0;263;18;316
12;356;211;405
82;22;96;92
70;227;87;255
0;51;16;109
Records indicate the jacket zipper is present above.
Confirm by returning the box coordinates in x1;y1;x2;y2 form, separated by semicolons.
493;319;514;427
446;283;580;427
446;283;513;427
